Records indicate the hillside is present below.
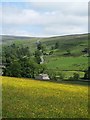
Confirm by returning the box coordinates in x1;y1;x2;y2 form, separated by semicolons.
2;33;89;77
2;34;88;52
2;35;35;42
2;76;88;118
1;33;88;42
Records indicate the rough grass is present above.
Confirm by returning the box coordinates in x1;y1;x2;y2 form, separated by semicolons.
2;76;88;118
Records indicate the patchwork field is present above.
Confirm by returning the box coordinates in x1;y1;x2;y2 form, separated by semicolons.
2;76;88;118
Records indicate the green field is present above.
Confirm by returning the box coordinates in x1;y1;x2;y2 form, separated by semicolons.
45;56;88;71
2;76;88;118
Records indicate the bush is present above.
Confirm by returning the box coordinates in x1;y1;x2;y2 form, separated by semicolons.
47;70;65;81
47;70;57;81
68;76;74;81
84;67;90;80
73;73;80;80
68;73;80;81
58;72;65;80
49;51;53;55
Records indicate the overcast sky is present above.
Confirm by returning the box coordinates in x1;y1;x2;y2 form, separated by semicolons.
0;0;89;37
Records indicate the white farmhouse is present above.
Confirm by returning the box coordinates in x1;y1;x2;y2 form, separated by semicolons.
35;74;50;80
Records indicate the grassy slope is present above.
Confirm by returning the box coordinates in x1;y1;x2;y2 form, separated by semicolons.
45;56;88;70
2;34;88;77
2;76;88;118
2;34;88;53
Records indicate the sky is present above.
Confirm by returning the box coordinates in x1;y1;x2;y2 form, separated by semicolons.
0;0;89;37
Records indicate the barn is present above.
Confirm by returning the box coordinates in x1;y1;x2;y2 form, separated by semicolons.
35;74;50;80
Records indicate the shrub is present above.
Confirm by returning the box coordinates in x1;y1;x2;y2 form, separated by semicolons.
47;70;57;81
73;73;80;80
49;51;53;55
84;67;90;80
68;76;74;81
68;73;80;81
47;70;65;81
59;72;65;80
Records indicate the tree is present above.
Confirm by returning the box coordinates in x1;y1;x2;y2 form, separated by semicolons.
3;44;31;78
66;49;71;55
34;50;42;64
47;69;57;81
36;41;46;53
88;67;90;79
39;64;47;74
37;42;42;50
23;59;39;78
84;67;90;80
51;46;54;50
55;42;59;49
73;73;80;80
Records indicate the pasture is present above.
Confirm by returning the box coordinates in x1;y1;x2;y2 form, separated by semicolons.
2;76;88;118
45;56;88;71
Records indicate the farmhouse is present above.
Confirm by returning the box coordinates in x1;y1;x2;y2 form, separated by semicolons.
35;74;50;80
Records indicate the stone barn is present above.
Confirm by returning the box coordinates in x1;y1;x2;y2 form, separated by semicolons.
35;74;50;80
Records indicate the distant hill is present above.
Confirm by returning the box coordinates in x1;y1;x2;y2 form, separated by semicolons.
1;33;88;42
1;33;88;53
1;35;37;42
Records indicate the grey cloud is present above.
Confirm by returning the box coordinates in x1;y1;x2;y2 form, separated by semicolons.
1;2;88;37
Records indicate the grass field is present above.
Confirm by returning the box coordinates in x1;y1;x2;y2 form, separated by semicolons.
2;76;88;118
45;56;88;71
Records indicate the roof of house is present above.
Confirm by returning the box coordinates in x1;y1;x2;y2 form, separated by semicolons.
39;74;49;77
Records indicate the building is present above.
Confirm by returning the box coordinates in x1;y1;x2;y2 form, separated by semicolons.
35;74;50;80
